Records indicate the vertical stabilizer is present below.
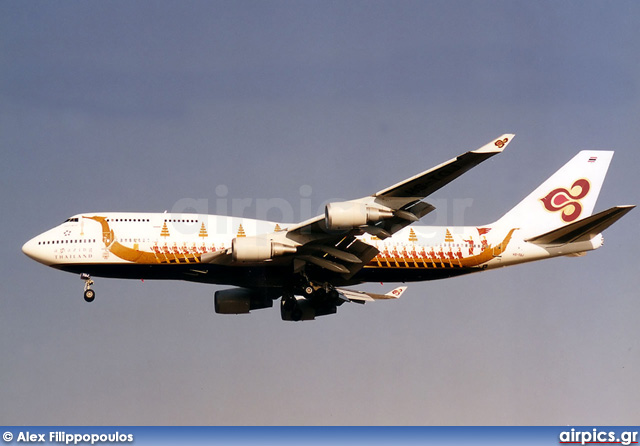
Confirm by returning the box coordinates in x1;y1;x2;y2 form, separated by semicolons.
493;151;614;238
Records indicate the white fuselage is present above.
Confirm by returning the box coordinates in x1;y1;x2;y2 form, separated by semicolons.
22;212;603;287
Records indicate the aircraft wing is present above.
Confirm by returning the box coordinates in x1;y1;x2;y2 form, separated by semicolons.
337;286;407;303
287;133;514;239
374;134;515;197
205;134;514;279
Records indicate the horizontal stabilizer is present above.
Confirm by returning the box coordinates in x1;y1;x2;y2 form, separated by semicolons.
525;205;635;245
337;286;407;303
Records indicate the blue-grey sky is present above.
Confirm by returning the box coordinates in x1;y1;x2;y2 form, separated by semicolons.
1;1;639;425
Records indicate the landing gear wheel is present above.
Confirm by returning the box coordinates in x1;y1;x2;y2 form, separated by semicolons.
291;307;303;321
282;298;295;312
84;289;95;303
81;273;95;303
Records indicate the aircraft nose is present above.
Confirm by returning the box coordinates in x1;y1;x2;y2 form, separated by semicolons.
22;237;38;259
22;236;50;265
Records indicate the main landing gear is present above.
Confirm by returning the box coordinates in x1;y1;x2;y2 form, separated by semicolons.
280;281;343;321
80;273;95;303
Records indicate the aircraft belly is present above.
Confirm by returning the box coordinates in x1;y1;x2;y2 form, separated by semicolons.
353;267;476;283
56;263;291;287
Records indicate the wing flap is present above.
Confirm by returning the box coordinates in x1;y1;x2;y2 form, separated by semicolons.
295;255;351;274
302;245;362;263
294;239;379;277
365;200;436;240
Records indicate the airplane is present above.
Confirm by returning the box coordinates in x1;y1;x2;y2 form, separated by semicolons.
22;134;634;321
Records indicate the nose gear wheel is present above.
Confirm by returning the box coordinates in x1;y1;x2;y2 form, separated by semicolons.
81;273;95;302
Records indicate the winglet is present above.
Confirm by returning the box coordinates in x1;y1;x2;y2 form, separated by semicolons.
472;134;515;154
385;286;407;299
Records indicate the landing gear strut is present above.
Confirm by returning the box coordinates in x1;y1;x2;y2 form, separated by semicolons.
80;273;95;302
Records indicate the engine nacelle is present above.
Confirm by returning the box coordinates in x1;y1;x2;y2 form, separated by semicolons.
214;288;274;314
232;236;296;262
324;201;394;230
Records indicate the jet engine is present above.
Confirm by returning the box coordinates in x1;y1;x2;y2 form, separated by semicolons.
232;236;297;262
214;288;274;314
324;201;394;230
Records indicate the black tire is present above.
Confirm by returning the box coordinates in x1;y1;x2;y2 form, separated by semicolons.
281;297;296;311
84;289;95;303
291;308;303;321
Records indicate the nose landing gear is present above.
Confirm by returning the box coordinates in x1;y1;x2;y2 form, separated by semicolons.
80;273;95;302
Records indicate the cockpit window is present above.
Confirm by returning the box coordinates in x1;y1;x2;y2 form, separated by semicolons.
63;218;79;223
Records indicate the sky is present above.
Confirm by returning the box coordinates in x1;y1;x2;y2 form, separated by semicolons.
1;0;639;425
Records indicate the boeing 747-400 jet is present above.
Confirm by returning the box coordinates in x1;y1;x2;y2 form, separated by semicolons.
22;135;634;321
